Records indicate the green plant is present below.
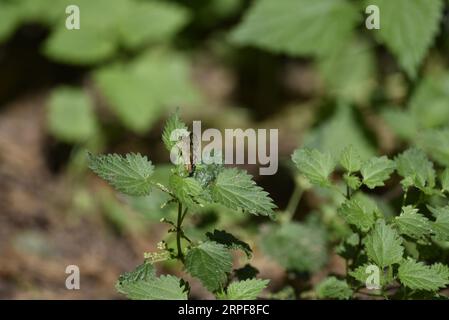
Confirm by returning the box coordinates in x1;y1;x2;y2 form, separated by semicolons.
291;145;449;299
87;112;276;300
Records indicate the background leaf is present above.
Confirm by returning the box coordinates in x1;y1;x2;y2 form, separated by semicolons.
231;0;359;57
367;0;444;78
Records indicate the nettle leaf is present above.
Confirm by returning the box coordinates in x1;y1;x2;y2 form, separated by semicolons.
0;2;21;42
169;175;206;208
185;241;233;292
317;38;376;104
44;0;190;65
231;0;360;57
395;148;435;192
13;0;61;25
94;50;200;133
162;112;188;152
217;279;269;300
44;0;126;65
364;220;404;268
88;153;154;196
431;263;449;281
367;0;444;78
395;206;432;241
193;161;223;189
343;173;362;191
361;156;395;189
418;128;449;167
211;168;276;217
261;222;327;273
382;108;419;141
398;258;449;291
118;0;190;50
206;229;252;258
409;75;449;129
47;87;97;143
116;262;187;300
116;262;156;288
118;274;188;300
292;148;335;187
315;277;353;300
428;206;449;241
349;263;391;287
338;198;375;232
340;145;362;173
440;168;449;193
303;106;375;162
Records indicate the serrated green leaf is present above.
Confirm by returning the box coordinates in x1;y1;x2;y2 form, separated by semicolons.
88;152;154;196
338;198;375;232
117;274;188;300
367;0;444;78
343;173;362;191
349;264;379;285
431;263;449;281
206;229;252;258
47;87;97;143
292;148;335;187
169;175;206;208
115;261;187;300
395;206;432;240
116;262;156;293
349;263;395;288
231;0;360;57
429;206;449;241
217;279;269;300
361;156;395;189
211;168;276;217
395;148;435;192
185;241;233;292
193;161;223;189
316;277;353;300
398;258;449;291
440;168;449;193
162;111;188;152
261;222;327;273
340;145;362;173
365;220;404;268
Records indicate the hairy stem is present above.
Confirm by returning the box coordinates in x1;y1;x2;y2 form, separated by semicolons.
176;202;184;262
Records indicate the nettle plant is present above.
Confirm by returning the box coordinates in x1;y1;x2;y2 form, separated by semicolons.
87;113;276;300
292;146;449;299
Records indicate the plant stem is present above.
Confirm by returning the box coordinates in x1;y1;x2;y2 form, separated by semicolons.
285;183;303;222
176;202;184;262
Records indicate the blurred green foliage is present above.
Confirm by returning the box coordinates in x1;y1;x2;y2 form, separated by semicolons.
2;0;449;299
